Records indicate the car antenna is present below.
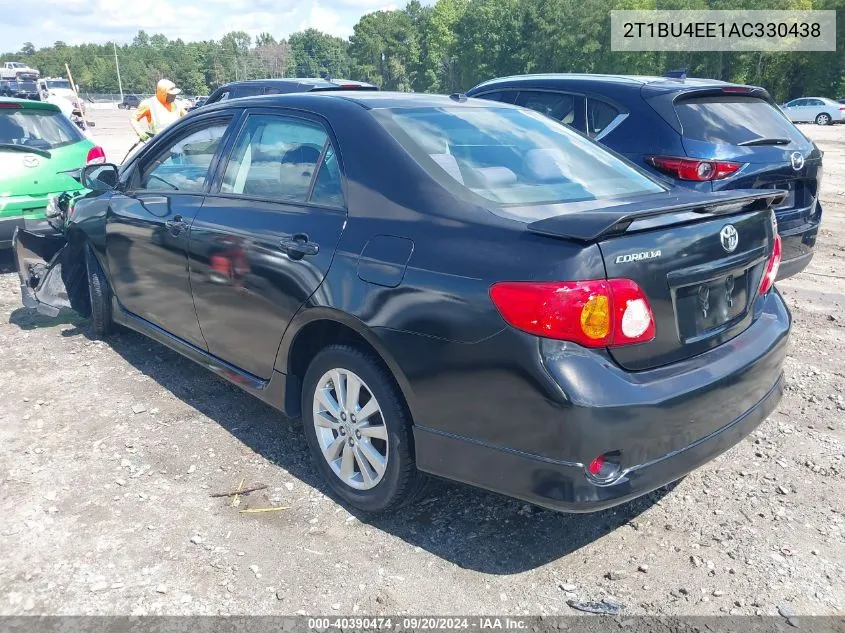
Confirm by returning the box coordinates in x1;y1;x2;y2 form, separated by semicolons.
449;93;468;102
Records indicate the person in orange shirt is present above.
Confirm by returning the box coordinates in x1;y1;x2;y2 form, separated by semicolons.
131;79;186;140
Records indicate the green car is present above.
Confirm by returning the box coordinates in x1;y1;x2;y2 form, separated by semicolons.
0;98;104;248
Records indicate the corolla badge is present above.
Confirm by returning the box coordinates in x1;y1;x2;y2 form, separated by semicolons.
22;154;40;168
720;224;739;253
790;151;804;171
614;249;661;264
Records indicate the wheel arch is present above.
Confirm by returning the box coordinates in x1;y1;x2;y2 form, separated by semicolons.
278;308;416;422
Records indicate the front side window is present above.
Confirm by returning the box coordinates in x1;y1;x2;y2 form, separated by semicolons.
221;114;330;202
140;122;230;192
374;105;665;208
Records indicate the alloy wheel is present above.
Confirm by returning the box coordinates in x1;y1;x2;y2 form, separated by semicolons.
312;368;389;490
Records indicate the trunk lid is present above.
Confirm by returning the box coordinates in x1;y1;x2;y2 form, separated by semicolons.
527;189;779;371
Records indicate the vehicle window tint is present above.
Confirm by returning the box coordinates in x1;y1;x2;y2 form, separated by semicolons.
374;106;665;208
474;91;517;104
263;86;284;95
587;99;621;138
309;146;344;207
140;123;229;192
809;99;824;106
515;91;580;128
675;96;805;145
221;114;328;201
0;108;82;149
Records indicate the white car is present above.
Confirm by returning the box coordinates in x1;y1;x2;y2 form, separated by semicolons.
781;97;845;125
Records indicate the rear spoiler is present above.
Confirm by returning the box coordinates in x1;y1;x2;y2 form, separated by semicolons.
526;189;786;242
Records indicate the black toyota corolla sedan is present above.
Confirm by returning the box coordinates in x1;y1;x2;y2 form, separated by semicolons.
13;92;790;514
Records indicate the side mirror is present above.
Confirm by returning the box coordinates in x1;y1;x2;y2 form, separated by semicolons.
81;163;119;192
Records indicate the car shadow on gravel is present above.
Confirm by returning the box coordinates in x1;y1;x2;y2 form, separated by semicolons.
8;306;88;334
76;322;675;574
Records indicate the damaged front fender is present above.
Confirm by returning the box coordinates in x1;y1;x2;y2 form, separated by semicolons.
13;228;91;318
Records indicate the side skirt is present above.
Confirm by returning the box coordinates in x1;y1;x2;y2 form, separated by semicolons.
112;301;289;414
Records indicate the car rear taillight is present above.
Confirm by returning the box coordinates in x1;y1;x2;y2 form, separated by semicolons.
86;146;106;165
758;233;782;296
721;86;754;94
489;279;656;348
0;102;22;109
646;156;743;182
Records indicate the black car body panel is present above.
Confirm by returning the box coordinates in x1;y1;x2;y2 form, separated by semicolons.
203;78;378;108
466;74;822;280
13;92;790;513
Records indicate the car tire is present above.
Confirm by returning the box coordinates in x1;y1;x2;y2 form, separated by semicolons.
301;344;424;513
85;248;114;338
816;113;832;125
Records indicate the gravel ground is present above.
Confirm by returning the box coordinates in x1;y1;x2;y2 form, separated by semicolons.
0;111;843;617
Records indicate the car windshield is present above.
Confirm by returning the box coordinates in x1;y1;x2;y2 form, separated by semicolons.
47;80;71;90
0;108;82;149
374;105;665;206
675;96;805;145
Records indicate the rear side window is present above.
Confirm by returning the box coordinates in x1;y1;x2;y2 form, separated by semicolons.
0;108;82;149
514;90;582;129
586;98;623;138
221;114;330;202
675;96;804;145
374;106;665;207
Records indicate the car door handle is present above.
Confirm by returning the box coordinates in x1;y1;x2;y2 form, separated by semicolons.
165;215;187;234
279;233;319;259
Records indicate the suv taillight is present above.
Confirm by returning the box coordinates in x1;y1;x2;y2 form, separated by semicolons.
489;279;655;348
646;156;743;182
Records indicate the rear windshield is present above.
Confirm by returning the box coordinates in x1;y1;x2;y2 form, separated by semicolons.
374;106;665;206
675;96;804;145
0;108;82;149
46;80;71;90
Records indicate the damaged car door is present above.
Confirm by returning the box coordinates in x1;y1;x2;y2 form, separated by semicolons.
105;117;233;348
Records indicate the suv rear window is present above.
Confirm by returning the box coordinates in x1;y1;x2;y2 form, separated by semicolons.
675;96;804;145
374;106;664;206
0;108;82;149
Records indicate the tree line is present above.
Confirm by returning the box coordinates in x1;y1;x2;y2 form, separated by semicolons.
3;0;843;102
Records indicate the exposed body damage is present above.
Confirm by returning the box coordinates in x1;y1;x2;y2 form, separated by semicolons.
13;189;98;318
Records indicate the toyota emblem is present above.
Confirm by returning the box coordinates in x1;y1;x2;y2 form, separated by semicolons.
790;151;804;171
720;224;739;253
22;154;40;168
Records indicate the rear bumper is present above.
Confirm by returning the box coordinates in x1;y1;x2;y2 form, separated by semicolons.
415;373;782;512
776;203;821;280
412;290;790;513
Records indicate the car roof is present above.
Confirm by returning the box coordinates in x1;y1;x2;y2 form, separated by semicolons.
470;73;749;96
207;91;516;112
220;78;377;90
0;97;60;111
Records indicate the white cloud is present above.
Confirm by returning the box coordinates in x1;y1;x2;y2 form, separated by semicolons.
0;0;432;50
298;2;352;38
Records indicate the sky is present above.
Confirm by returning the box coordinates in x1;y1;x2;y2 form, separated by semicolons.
0;0;408;51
